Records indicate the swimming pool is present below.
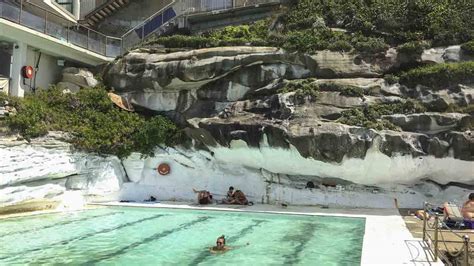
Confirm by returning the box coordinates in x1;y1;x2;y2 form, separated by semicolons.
0;207;365;265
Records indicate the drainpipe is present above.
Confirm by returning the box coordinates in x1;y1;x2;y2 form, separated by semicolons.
73;0;81;20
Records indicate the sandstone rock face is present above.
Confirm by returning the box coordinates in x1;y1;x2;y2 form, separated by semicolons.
57;67;98;93
0;133;127;212
104;47;415;122
119;148;472;208
102;47;473;205
421;45;474;64
3;45;473;211
383;113;472;134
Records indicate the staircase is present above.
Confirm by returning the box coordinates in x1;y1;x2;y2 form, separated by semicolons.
81;0;130;27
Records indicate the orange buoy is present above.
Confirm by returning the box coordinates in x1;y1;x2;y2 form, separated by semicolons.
21;66;34;79
157;163;171;175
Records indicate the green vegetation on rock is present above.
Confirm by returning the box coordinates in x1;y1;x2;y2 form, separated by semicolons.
318;83;365;97
460;40;474;55
285;0;473;47
278;79;319;102
139;1;473;55
279;80;368;98
397;41;431;56
400;61;474;89
2;88;181;158
141;21;270;49
384;74;400;85
337;100;426;130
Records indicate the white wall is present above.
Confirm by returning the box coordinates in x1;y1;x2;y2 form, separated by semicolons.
26;48;62;91
120;147;473;209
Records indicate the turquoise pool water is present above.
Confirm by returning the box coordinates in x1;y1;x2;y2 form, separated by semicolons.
0;207;365;265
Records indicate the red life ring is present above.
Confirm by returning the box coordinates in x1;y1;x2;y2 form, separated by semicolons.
157;163;170;175
21;66;34;79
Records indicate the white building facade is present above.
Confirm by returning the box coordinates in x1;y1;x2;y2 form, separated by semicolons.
0;0;119;97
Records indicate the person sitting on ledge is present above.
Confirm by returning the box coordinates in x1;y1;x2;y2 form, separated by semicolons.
222;186;235;204
193;188;213;205
228;190;249;205
462;193;474;221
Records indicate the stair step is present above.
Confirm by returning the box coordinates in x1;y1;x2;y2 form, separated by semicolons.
81;0;130;26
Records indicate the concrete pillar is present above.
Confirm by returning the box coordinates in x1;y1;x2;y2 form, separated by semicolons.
73;0;81;19
10;42;27;98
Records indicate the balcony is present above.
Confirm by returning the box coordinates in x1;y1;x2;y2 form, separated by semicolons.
0;0;121;58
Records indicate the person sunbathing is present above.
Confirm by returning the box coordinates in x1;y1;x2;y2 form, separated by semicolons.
461;193;474;220
228;190;249;205
193;188;213;205
222;186;235;204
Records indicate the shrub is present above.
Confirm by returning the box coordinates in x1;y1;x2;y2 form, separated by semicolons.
399;61;474;89
397;41;431;56
446;104;474;115
384;74;400;85
327;40;353;52
283;0;474;49
278;79;319;101
6;87;181;158
461;41;474;55
352;36;389;54
318;83;365;97
142;35;216;49
337;100;425;130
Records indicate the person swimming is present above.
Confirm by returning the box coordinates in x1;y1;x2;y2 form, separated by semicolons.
210;235;230;253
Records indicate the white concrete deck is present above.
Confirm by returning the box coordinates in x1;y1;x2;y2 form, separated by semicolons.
0;18;112;65
90;201;444;265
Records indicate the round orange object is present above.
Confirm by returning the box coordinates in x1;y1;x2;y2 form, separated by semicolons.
157;163;171;175
21;66;34;79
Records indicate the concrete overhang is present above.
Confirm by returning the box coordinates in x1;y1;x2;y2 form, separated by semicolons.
29;0;77;22
0;18;113;66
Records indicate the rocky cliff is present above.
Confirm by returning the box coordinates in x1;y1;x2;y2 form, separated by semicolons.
1;45;473;212
100;46;473;207
0;133;127;214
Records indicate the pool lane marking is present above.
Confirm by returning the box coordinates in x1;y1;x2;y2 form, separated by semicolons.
281;222;319;265
188;219;268;265
0;214;165;261
0;211;123;238
83;216;213;264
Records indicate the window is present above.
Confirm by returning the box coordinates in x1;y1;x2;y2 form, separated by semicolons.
55;0;73;13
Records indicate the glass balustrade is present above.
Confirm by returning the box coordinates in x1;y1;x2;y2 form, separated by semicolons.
0;1;121;58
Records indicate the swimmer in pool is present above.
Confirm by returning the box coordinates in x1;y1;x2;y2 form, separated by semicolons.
210;235;230;253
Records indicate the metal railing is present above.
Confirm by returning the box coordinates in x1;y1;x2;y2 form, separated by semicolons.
121;0;176;52
423;202;473;265
120;0;282;52
181;0;281;13
1;0;282;58
0;0;122;58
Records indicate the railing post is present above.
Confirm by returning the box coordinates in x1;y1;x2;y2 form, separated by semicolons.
66;21;70;42
87;28;90;49
463;235;470;266
434;215;439;261
422;202;427;241
44;10;47;34
19;0;23;23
